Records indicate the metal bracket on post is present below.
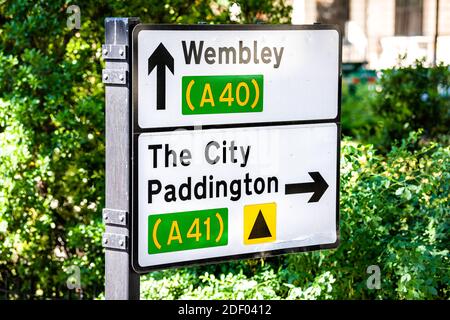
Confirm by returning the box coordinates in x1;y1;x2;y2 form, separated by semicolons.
103;233;128;251
103;17;140;300
103;208;128;227
102;69;128;85
102;44;128;60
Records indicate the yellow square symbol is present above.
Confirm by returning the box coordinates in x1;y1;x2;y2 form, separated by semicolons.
244;202;276;245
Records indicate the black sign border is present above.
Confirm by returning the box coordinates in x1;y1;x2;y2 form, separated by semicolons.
131;24;342;273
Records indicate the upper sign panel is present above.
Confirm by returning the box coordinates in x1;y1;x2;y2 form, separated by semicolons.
132;25;341;130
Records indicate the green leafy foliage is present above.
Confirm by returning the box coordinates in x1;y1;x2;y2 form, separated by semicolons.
341;78;383;139
1;0;448;300
372;60;449;149
0;0;106;299
141;263;284;300
342;60;450;150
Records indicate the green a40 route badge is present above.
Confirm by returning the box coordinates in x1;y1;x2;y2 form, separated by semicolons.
182;75;263;115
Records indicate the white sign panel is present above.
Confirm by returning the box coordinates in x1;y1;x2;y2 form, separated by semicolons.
133;25;340;129
131;25;341;272
134;123;338;270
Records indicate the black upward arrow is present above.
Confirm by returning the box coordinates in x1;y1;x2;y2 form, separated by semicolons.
148;43;174;110
285;172;329;203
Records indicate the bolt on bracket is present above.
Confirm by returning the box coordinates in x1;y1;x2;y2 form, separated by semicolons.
102;69;127;85
102;44;127;60
103;208;128;227
102;233;128;251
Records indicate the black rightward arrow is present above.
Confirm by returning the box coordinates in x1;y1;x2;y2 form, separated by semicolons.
285;172;329;203
148;43;174;110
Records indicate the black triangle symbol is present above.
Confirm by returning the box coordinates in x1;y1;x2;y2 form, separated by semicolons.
248;210;272;239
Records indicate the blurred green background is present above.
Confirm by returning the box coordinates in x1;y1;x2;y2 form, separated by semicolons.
0;0;448;300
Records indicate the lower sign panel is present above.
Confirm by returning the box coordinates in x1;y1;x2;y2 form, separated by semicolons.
133;123;339;271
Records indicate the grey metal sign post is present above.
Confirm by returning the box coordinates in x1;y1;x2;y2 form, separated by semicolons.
102;17;140;300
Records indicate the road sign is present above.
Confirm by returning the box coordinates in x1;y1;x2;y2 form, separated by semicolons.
133;123;339;270
131;25;341;272
132;25;340;130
